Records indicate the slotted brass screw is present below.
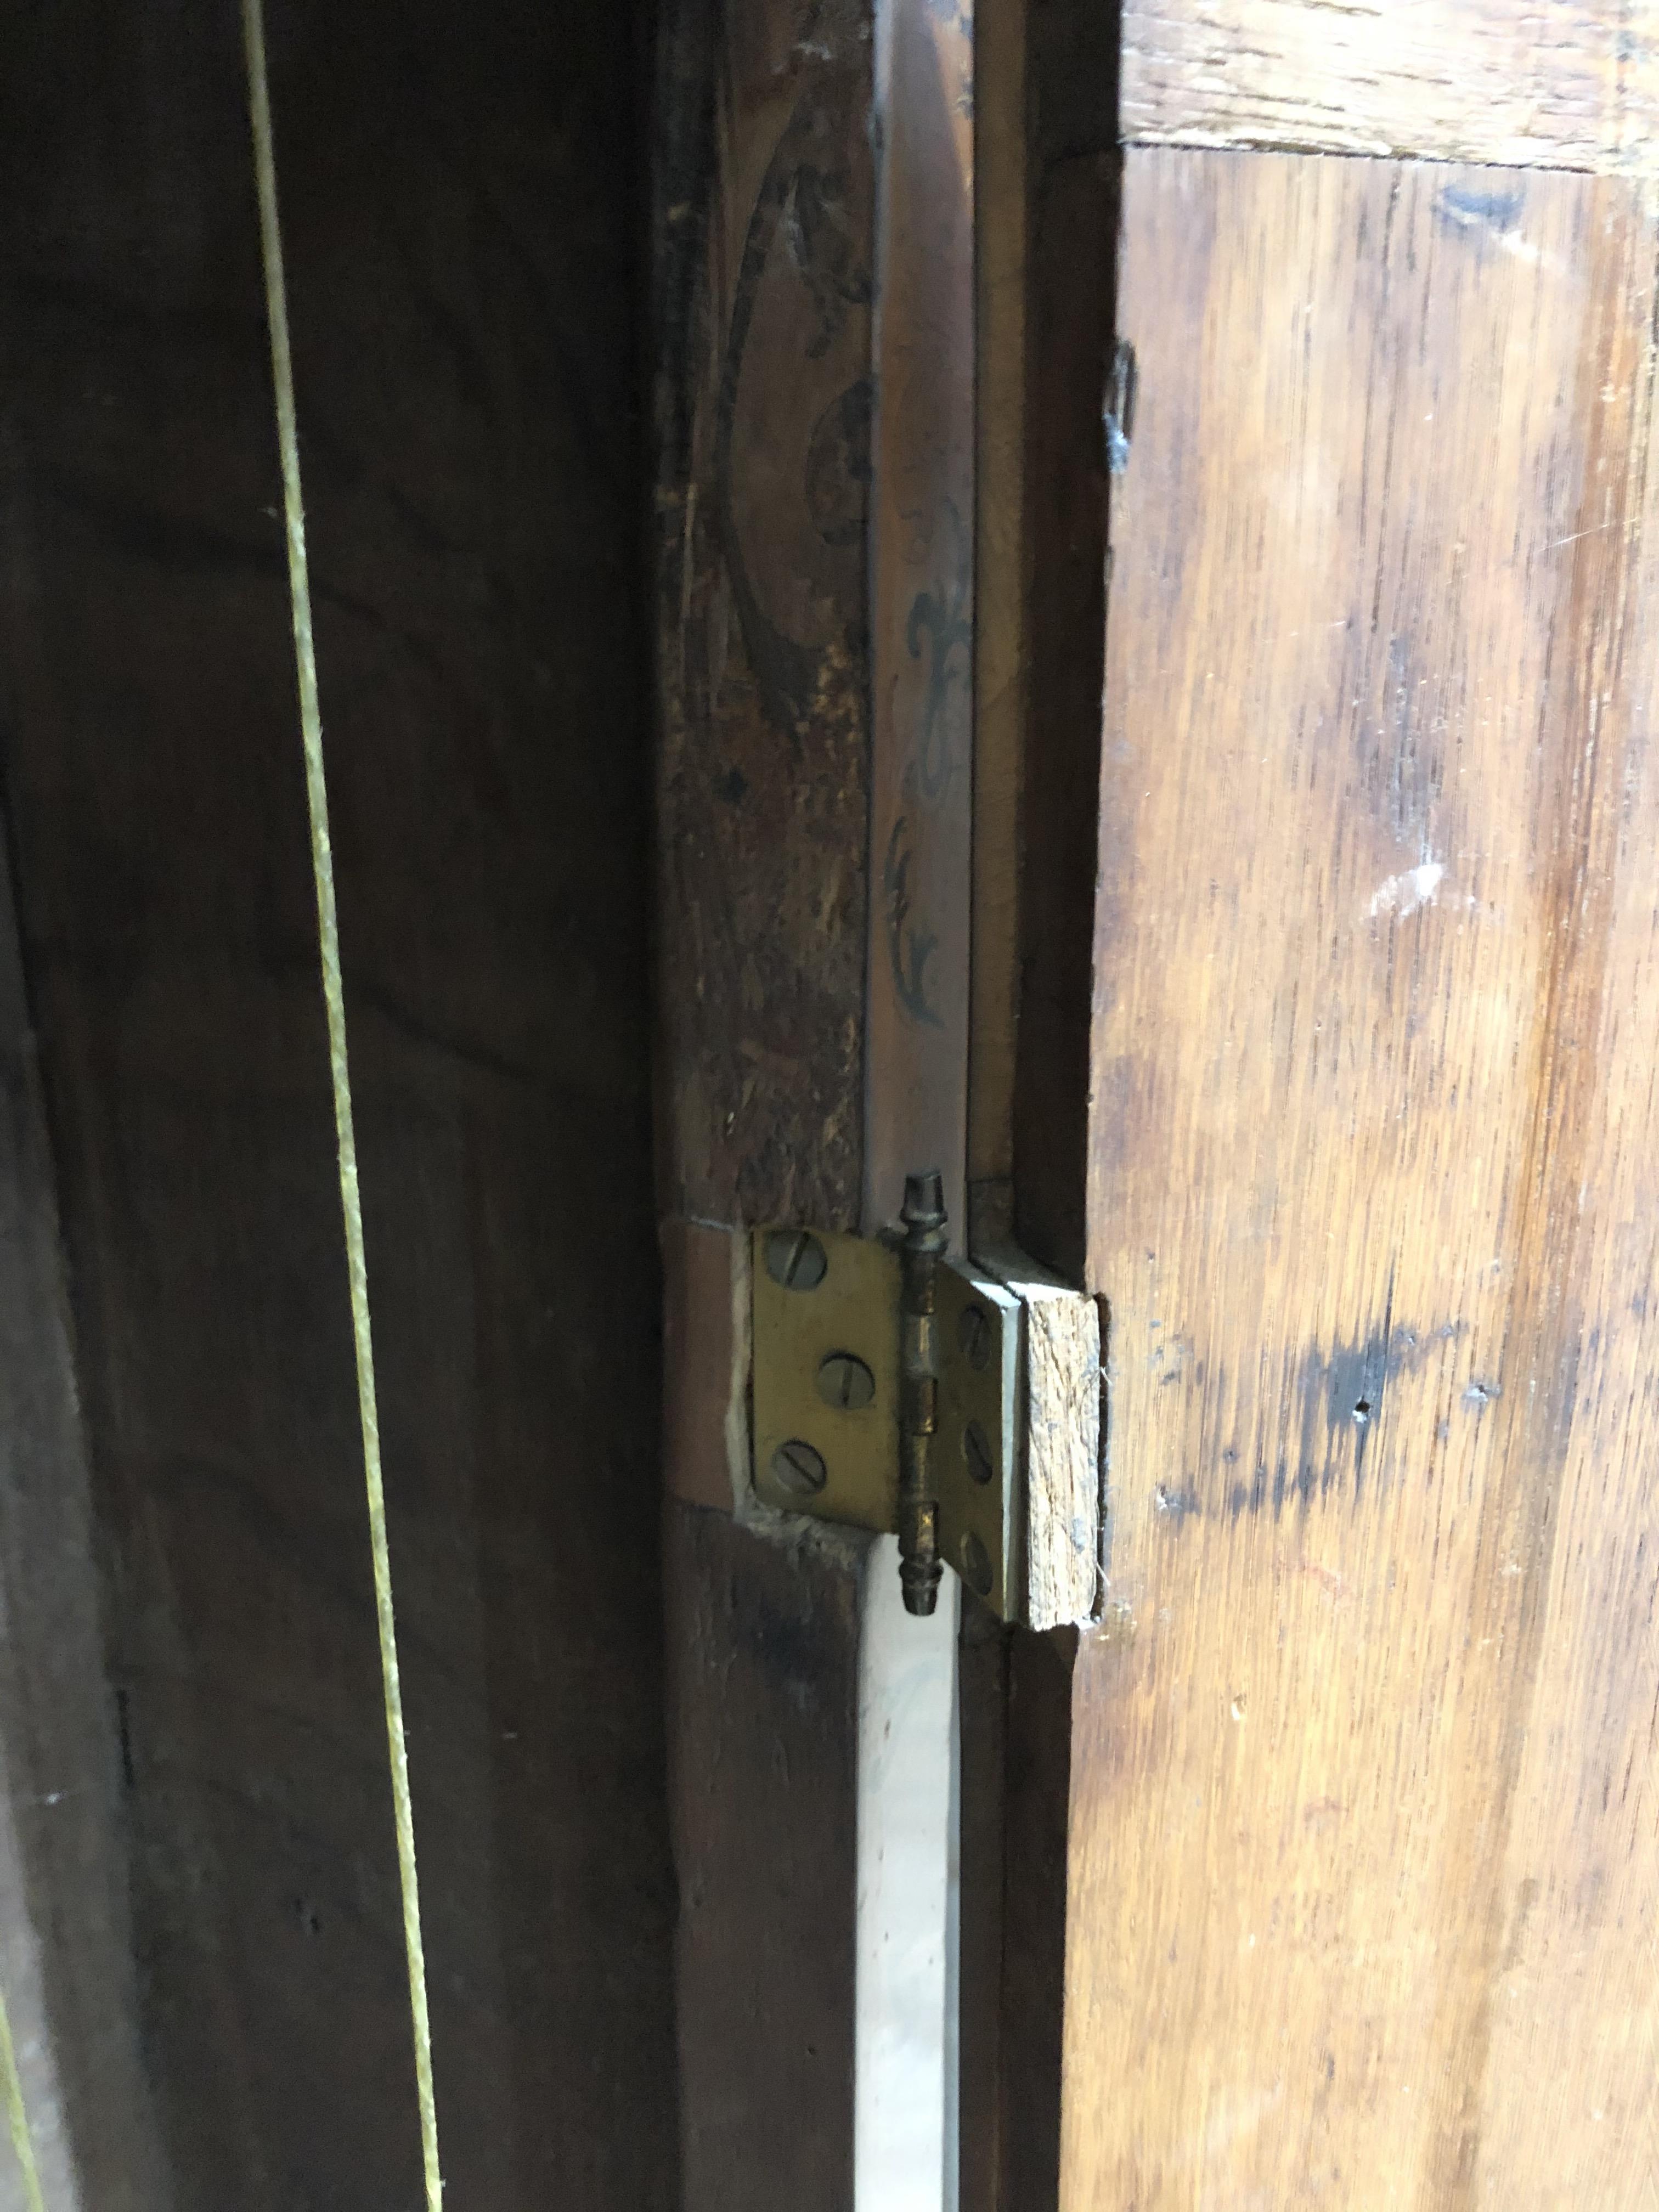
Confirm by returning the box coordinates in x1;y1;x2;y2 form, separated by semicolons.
769;1439;827;1497
816;1352;876;1410
764;1229;828;1291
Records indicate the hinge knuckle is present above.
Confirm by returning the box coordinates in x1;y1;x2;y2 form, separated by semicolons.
896;1173;946;1616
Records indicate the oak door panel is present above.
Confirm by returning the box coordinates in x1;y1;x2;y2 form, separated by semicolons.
1069;146;1659;2207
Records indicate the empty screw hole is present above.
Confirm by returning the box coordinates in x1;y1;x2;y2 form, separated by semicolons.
960;1531;993;1598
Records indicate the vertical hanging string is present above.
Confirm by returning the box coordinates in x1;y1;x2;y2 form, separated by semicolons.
239;4;443;2205
0;1982;45;2212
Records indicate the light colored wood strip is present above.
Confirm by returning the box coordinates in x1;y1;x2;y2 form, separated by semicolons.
1068;145;1659;2206
860;10;979;2188
1473;286;1659;2209
1122;0;1659;172
865;0;976;1237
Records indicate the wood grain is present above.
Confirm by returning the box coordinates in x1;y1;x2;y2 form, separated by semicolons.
654;0;873;1234
664;1499;862;2212
1019;1282;1102;1632
0;4;677;2203
975;1243;1103;1629
1123;0;1659;171
1068;146;1659;2207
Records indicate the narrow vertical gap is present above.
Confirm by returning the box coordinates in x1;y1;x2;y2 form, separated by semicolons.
855;1538;962;2209
860;0;978;2199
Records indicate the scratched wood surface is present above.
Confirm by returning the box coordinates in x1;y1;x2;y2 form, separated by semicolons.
1121;0;1659;170
654;0;873;1234
1066;146;1659;2207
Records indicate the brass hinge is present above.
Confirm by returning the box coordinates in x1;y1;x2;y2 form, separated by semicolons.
752;1173;1025;1621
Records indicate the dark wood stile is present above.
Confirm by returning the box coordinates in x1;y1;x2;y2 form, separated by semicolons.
652;3;876;2204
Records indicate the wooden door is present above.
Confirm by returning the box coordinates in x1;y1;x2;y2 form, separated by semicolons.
996;5;1659;2206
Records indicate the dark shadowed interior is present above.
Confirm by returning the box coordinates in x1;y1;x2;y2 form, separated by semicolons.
0;3;676;2204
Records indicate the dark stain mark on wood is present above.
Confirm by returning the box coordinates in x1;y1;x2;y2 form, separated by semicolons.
1214;1311;1473;1520
114;1686;136;1794
906;494;972;804
1437;181;1528;236
806;378;872;548
714;78;872;737
884;812;944;1030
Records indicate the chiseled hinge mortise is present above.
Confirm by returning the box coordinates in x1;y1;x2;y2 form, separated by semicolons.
751;1176;1038;1623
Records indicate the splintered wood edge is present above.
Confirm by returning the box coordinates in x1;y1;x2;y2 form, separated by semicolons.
978;1242;1103;1630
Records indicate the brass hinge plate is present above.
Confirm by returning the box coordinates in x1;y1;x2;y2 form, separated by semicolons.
752;1224;1023;1620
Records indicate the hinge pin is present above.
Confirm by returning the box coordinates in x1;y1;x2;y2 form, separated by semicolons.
898;1170;947;1616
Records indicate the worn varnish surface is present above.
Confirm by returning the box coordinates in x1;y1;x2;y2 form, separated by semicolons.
0;4;675;2204
654;0;873;1234
1070;148;1659;2205
1122;1;1659;170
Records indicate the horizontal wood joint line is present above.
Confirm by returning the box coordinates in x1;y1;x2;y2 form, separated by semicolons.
1122;1;1659;176
1120;132;1634;178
